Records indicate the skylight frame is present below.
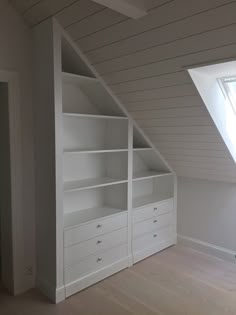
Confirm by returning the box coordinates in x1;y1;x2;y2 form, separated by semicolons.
218;76;236;115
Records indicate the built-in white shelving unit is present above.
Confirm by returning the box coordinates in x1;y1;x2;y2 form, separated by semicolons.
33;19;177;303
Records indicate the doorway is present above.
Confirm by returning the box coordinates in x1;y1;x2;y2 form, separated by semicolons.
0;71;23;295
0;82;14;292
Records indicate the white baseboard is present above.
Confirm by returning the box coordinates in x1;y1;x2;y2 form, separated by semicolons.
36;277;65;303
65;256;130;298
177;234;236;263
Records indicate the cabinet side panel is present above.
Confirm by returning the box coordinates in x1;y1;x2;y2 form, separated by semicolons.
33;19;57;296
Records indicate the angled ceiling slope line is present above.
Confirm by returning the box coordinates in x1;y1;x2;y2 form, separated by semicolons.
91;0;148;19
59;18;174;175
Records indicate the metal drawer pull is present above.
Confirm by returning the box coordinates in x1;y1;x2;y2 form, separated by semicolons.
96;240;102;244
153;234;157;238
96;258;102;263
153;219;158;223
97;224;102;228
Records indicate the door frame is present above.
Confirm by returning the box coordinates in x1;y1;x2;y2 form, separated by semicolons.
0;70;24;295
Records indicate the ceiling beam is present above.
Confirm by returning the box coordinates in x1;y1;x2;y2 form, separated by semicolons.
91;0;147;19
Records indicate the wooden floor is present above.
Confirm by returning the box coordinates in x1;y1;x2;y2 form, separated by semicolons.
1;245;236;314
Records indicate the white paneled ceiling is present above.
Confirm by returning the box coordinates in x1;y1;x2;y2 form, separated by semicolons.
10;0;236;182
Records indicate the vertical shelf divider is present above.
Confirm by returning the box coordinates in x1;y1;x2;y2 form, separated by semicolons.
127;120;133;266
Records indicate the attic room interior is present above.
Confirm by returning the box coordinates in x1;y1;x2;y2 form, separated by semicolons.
0;0;236;314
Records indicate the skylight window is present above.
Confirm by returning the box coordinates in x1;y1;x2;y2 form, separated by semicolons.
188;61;236;163
219;76;236;114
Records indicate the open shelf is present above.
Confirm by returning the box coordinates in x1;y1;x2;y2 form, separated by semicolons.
133;126;151;149
63;151;128;191
62;72;98;84
64;177;127;192
64;149;128;154
63;113;127;120
133;148;153;152
133;194;173;209
62;71;125;117
64;183;128;226
62;36;95;78
64;207;127;229
63;115;128;151
133;171;171;181
132;176;174;209
133;149;170;180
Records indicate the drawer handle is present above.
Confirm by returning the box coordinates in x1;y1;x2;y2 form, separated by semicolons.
96;258;102;263
153;219;158;223
96;240;102;244
153;234;157;238
97;224;102;228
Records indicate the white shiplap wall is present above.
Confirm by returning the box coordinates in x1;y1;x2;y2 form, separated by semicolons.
10;0;236;183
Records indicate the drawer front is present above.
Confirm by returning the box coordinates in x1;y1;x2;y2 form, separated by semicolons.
64;228;127;266
65;244;128;284
133;212;175;238
64;212;127;247
133;199;174;223
157;199;174;216
133;226;176;253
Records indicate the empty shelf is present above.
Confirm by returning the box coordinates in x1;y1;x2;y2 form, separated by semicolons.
63;113;127;120
64;177;128;192
133;148;152;152
62;72;98;83
133;194;174;209
133;171;172;181
64;149;128;154
64;207;127;228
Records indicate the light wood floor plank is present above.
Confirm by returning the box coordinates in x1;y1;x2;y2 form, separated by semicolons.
1;245;236;314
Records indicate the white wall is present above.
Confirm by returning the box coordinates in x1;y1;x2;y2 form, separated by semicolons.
0;0;35;291
177;177;236;259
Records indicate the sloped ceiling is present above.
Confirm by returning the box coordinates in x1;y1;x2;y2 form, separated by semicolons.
10;0;236;183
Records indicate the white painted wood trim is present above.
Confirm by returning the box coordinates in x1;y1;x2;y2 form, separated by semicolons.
177;235;236;263
36;277;65;304
0;70;26;294
127;120;133;265
52;19;66;299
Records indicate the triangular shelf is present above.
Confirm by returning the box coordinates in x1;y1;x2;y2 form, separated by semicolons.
61;27;173;174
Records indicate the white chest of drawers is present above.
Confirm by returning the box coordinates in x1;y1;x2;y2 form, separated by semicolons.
132;198;176;263
63;211;130;296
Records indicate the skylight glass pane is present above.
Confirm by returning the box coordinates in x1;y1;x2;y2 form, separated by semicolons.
220;76;236;113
